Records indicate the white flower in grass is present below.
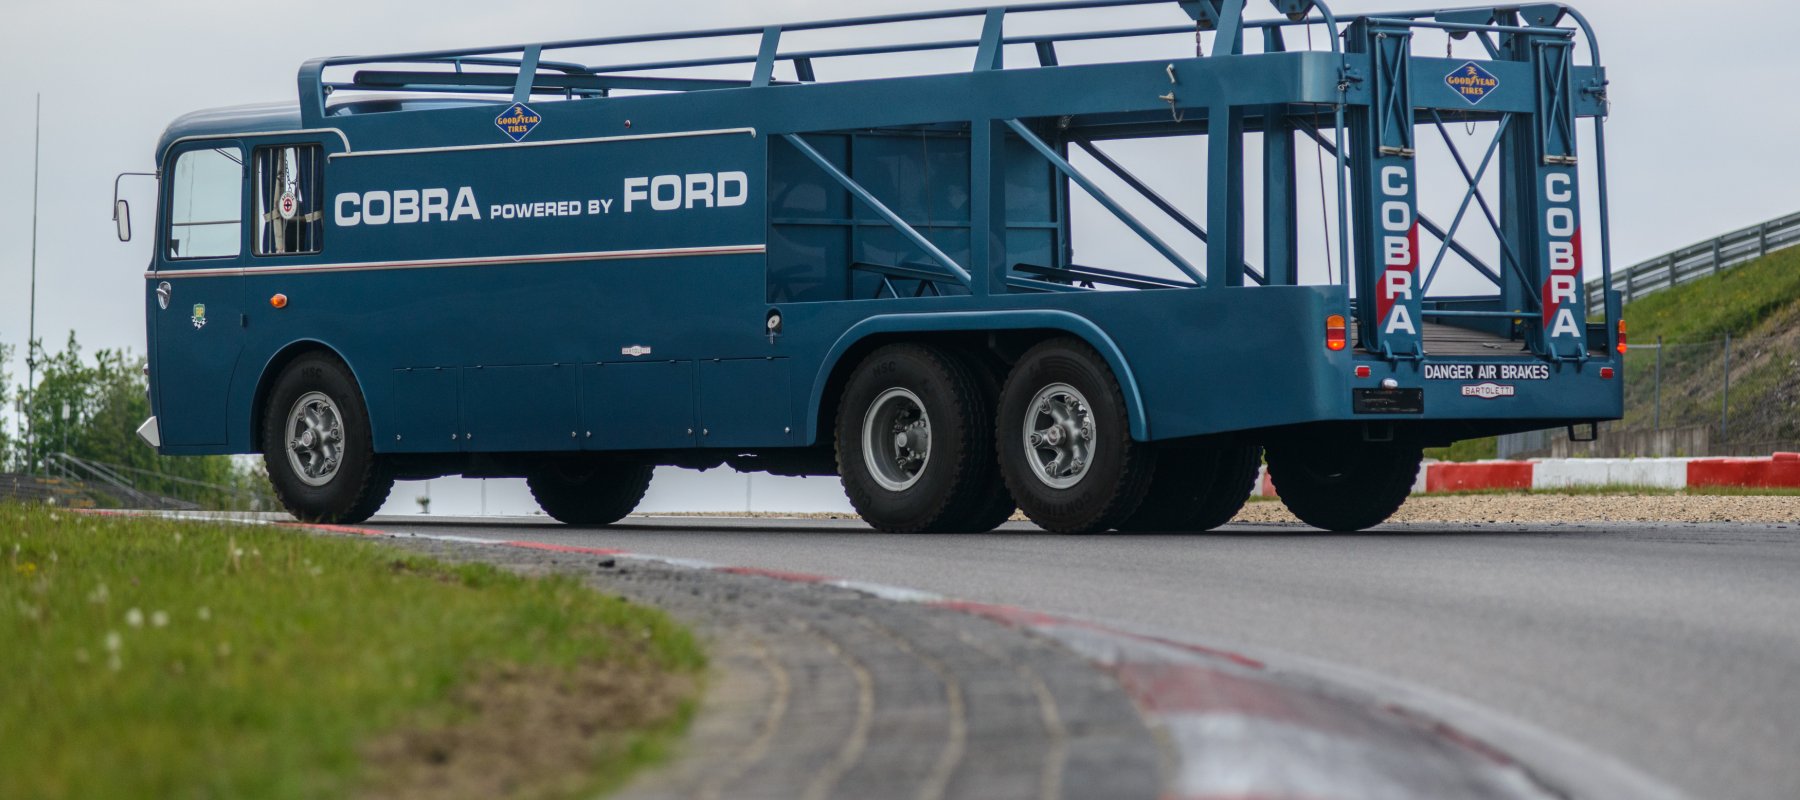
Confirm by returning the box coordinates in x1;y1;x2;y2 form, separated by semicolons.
88;584;109;604
196;606;211;622
151;611;169;628
104;631;122;652
125;608;144;628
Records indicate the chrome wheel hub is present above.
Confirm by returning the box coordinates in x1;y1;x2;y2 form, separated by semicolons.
285;391;345;487
863;387;932;492
1024;382;1095;489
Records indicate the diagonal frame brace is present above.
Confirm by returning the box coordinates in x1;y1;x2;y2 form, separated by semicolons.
781;133;974;289
1296;119;1514;291
1074;140;1260;285
1006;120;1207;286
1420;114;1512;296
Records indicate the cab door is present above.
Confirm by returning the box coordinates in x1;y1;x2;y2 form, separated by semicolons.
151;141;246;447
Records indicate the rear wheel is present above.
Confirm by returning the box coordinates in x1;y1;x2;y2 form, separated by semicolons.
1122;445;1261;532
1265;441;1421;531
261;353;394;524
528;460;654;526
997;338;1154;534
835;343;1008;533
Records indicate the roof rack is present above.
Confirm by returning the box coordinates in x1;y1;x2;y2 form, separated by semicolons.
298;0;1598;124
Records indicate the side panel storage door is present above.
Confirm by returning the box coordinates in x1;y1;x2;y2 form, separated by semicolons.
697;358;795;448
580;361;696;451
463;364;581;453
388;367;461;452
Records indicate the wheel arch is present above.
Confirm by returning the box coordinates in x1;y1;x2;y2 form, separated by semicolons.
248;339;366;453
806;310;1149;447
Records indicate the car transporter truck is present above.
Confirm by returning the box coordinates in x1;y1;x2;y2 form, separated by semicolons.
124;0;1623;533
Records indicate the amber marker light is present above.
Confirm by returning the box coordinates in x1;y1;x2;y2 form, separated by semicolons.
270;293;289;309
1616;319;1628;354
1325;314;1348;351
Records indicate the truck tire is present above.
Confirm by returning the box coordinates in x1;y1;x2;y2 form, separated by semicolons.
997;338;1154;534
1265;442;1421;531
261;352;394;524
528;461;654;526
1122;445;1261;532
836;343;1007;533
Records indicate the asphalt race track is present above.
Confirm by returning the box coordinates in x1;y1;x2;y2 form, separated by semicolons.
365;516;1800;800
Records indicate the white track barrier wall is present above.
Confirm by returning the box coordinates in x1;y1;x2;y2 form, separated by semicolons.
1530;458;1690;490
1259;455;1799;498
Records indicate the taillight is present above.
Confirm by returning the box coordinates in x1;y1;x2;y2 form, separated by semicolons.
1616;319;1628;355
1326;315;1348;352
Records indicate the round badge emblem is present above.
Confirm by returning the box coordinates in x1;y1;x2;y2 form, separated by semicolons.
278;192;298;220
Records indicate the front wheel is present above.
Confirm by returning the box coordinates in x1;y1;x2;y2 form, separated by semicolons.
261;353;394;524
1265;441;1421;531
997;338;1154;534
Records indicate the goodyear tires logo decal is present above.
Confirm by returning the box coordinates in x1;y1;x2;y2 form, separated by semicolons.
1446;61;1499;105
495;103;541;142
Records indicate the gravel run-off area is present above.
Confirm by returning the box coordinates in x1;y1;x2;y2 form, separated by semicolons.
650;494;1799;526
1237;494;1800;525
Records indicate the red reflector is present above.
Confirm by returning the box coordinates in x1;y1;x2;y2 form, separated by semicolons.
1355;365;1372;378
1600;367;1615;379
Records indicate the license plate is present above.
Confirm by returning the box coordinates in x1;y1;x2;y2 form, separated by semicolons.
1353;388;1424;414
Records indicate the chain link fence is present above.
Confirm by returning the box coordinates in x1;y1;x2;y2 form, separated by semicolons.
1501;335;1800;458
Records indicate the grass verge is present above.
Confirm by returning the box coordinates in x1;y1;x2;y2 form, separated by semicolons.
0;505;703;800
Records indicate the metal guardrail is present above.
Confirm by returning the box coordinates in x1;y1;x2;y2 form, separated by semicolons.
1588;210;1800;306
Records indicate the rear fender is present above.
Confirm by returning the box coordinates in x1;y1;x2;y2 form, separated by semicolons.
806;310;1148;444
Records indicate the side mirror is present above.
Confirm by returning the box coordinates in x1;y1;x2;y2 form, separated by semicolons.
114;199;131;242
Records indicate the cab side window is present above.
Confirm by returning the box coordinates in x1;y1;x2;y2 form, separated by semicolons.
255;145;324;255
166;147;243;260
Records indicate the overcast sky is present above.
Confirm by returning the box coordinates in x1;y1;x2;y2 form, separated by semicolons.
2;0;1795;512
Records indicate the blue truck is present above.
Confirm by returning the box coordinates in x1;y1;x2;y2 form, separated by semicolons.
123;0;1623;532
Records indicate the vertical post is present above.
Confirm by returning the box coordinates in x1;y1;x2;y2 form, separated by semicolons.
1653;335;1662;432
1710;237;1722;275
972;9;1007;296
1262;27;1297;285
1527;35;1585;360
752;27;782;87
1346;21;1422;356
1759;222;1769;258
1720;333;1731;443
511;46;541;104
27;93;40;474
1496;10;1532;341
1207;103;1246;287
972;120;1008;296
974;8;1005;71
